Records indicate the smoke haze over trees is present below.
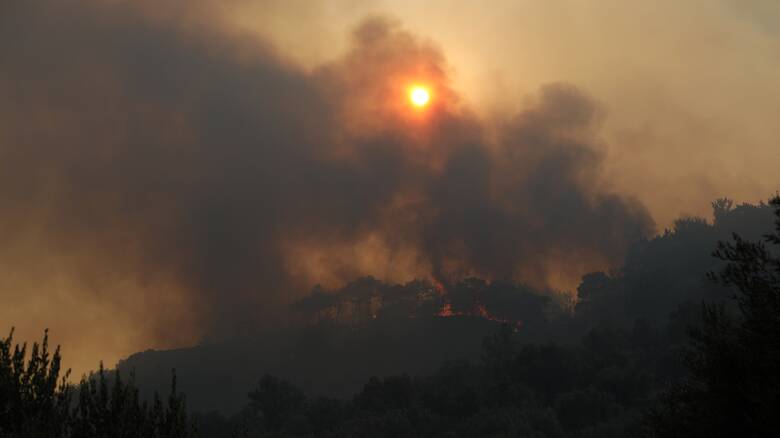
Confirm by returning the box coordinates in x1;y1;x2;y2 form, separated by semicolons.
5;196;776;436
2;0;656;371
2;1;780;436
117;198;775;415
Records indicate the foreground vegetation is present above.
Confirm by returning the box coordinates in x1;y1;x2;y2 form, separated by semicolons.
3;197;779;437
0;331;193;437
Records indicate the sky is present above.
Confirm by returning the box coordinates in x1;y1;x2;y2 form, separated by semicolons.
227;0;780;224
1;0;778;375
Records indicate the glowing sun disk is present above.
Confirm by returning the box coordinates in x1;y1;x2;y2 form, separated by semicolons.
410;86;430;107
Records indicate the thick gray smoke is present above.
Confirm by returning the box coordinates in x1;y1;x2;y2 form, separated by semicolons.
0;1;653;348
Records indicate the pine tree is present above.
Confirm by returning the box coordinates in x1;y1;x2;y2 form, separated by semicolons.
0;330;194;437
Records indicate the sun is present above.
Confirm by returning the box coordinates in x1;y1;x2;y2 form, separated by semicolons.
409;86;431;107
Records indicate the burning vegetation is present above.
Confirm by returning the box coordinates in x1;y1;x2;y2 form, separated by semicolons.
292;276;551;329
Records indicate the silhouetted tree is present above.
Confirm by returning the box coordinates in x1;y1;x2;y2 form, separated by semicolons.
0;329;70;437
247;374;307;436
0;329;193;438
648;196;780;437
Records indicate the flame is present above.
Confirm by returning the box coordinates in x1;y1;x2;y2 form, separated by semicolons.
432;278;446;295
435;301;523;329
297;279;523;330
437;302;454;317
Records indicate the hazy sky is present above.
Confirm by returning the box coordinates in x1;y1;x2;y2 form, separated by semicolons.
226;0;780;225
1;0;778;375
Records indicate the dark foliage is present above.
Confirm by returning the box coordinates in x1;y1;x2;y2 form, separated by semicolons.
0;329;70;437
647;196;780;437
0;330;193;437
5;197;779;436
195;318;670;437
190;197;780;437
129;197;767;416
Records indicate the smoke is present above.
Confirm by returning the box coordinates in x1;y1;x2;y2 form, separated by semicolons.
0;1;652;371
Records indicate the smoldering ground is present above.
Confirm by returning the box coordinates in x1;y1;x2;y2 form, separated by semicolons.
0;1;653;371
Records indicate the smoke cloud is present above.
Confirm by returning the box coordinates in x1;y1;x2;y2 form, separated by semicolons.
0;1;653;372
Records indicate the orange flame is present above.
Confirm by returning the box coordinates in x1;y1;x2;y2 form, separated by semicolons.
437;302;454;317
435;301;523;329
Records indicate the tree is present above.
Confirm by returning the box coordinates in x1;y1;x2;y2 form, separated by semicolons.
0;329;70;437
0;329;193;438
247;374;306;435
648;196;780;437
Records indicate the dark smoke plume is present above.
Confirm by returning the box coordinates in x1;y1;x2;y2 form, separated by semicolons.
0;1;653;346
